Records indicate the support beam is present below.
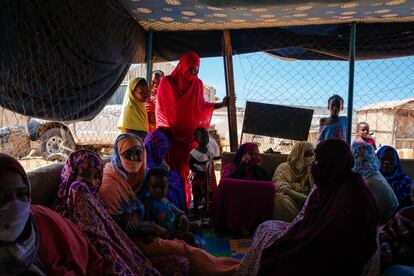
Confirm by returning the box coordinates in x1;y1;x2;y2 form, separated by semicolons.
346;23;356;144
222;30;239;152
146;31;154;84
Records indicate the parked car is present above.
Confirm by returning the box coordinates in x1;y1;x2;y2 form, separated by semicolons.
28;83;128;159
27;83;222;160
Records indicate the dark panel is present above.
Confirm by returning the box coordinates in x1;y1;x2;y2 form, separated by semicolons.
242;101;314;141
0;0;145;121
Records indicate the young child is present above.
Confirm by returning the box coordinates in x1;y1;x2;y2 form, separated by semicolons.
354;122;376;149
318;95;347;142
118;77;149;140
189;128;219;218
144;168;199;246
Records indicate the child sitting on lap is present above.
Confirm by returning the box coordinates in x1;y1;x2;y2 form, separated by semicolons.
144;168;199;246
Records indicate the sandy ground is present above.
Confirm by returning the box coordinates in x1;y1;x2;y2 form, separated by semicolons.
19;157;56;172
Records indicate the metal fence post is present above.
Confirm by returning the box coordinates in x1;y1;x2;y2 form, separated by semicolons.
347;23;357;144
146;31;153;84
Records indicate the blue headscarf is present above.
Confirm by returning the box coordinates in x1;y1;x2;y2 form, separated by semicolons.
352;142;380;179
377;146;413;204
111;133;142;179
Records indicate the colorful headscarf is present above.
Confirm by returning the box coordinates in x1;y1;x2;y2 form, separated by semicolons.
100;134;146;216
118;77;148;133
352;142;381;179
287;141;314;179
111;133;146;192
144;130;186;210
0;154;40;275
54;150;159;275
58;150;103;206
377;146;413;204
144;130;169;168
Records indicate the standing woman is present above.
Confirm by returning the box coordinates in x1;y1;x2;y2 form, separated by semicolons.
118;77;149;140
156;51;228;207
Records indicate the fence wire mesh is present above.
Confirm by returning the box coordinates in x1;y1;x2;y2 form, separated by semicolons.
236;25;414;156
1;23;414;172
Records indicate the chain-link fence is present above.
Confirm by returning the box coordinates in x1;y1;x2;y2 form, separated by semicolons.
236;24;414;156
0;62;220;171
2;23;414;172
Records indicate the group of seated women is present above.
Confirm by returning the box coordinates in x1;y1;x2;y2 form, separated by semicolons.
2;128;413;275
0;131;240;276
222;139;413;275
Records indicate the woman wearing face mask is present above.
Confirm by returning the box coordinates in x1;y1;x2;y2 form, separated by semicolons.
0;153;103;275
118;77;150;140
100;134;240;276
272;142;315;222
156;51;229;208
221;143;270;181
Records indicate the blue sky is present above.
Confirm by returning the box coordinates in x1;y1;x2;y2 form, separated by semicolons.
197;53;414;109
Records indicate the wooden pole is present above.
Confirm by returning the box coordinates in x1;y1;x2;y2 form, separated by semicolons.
222;30;239;152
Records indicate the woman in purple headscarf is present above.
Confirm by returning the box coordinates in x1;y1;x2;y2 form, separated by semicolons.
144;130;186;210
53;150;189;276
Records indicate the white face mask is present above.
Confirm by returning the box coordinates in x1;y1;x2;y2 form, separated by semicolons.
0;199;30;242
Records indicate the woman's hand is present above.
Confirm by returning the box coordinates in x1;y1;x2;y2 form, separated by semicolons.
380;242;393;265
241;153;251;164
155;225;171;239
177;214;189;230
221;96;230;107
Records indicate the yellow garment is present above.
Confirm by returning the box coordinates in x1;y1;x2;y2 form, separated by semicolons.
118;78;148;133
272;141;314;221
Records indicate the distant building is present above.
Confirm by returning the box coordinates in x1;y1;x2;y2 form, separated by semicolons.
358;98;414;150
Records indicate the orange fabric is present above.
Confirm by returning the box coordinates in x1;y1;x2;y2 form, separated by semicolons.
31;205;103;276
136;238;239;276
100;163;136;216
119;137;146;193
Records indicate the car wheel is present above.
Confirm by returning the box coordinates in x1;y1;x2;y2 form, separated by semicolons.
40;128;75;159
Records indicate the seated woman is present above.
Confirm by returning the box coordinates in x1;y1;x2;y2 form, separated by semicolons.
144;129;186;210
236;139;379;276
380;184;414;275
377;146;413;208
222;143;270;181
118;77;149;140
0;153;103;275
100;134;240;276
272;141;315;222
352;142;399;224
53;150;180;275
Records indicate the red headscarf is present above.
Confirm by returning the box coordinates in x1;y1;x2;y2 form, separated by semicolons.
156;51;215;207
258;139;379;276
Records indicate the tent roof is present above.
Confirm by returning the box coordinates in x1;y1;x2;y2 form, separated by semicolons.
119;0;414;32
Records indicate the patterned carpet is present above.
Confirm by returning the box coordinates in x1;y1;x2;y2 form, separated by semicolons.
196;229;251;259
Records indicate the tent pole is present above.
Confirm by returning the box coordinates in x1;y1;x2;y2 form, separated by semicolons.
146;31;154;84
222;30;239;152
346;23;356;144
